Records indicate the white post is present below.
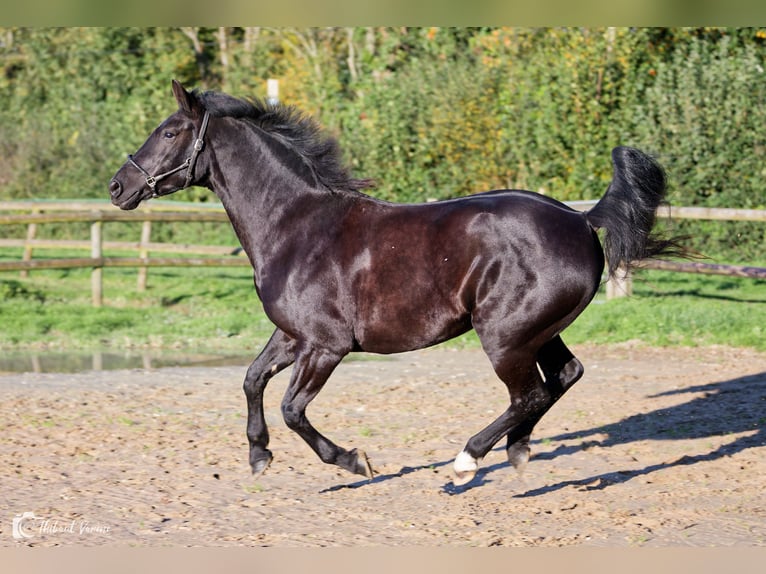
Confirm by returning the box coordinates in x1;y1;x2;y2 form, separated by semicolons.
137;220;152;291
606;266;632;299
267;79;279;105
20;208;39;278
91;220;103;307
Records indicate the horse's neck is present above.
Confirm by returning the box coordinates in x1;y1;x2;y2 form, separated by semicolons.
206;126;348;274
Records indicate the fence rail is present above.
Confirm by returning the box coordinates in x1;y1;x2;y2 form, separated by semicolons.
0;200;245;306
637;259;766;279
569;200;766;297
0;256;250;271
0;199;226;213
0;210;229;224
1;199;764;306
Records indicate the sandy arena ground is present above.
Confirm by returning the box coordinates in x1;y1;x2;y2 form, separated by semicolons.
1;344;764;547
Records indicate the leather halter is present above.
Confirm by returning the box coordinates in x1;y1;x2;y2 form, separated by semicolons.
127;110;210;196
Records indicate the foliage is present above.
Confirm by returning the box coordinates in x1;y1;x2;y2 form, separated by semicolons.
492;27;636;199
0;27;765;259
339;54;508;201
630;34;766;261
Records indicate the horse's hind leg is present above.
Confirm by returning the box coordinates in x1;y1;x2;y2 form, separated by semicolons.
537;335;584;396
505;336;584;473
244;329;296;476
453;346;548;485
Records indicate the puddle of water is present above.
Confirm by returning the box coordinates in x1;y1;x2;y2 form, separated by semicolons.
0;350;254;375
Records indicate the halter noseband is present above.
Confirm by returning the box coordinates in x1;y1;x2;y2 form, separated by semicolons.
127;110;210;196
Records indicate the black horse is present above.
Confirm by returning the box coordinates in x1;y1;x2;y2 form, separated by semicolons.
109;80;679;485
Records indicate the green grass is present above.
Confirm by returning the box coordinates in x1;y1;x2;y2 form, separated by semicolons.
0;255;273;352
566;268;766;350
1;250;764;353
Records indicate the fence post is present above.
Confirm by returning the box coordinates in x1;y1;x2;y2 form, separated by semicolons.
92;351;103;371
91;219;103;307
20;208;39;278
267;78;279;105
606;266;632;299
137;220;152;291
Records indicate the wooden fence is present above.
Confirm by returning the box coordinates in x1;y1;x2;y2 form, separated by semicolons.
0;200;248;306
0;199;764;306
567;200;766;297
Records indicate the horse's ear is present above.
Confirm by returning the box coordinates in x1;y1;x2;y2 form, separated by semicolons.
171;79;200;116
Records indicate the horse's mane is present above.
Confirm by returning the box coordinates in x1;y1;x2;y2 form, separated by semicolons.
196;90;374;193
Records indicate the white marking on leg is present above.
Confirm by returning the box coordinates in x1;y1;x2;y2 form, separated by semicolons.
270;364;278;374
454;450;480;474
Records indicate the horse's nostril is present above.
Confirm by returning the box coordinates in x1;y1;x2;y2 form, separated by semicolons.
109;179;122;197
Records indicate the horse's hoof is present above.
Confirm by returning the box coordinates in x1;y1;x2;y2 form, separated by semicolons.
506;443;530;475
453;450;480;486
351;448;374;479
452;469;477;486
251;452;273;477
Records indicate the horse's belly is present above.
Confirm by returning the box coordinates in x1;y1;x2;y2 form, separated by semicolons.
353;302;472;354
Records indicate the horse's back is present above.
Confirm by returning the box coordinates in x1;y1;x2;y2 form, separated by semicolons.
344;190;603;353
407;189;602;279
351;189;604;296
431;190;604;309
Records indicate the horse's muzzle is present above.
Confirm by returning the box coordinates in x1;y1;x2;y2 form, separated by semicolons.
108;177;144;210
108;178;122;199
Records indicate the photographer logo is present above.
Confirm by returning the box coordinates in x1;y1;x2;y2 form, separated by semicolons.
12;511;111;540
12;512;38;540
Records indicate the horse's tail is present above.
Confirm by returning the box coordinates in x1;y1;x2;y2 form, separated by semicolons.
585;146;683;279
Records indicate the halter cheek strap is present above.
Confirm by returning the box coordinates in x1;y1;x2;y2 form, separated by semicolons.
127;110;210;196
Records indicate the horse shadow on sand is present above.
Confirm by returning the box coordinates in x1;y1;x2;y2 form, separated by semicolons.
321;371;766;496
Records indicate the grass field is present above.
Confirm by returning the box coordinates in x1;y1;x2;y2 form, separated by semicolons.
1;251;764;353
565;269;765;350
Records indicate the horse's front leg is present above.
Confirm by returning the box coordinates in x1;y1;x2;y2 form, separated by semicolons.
244;329;296;476
281;346;374;479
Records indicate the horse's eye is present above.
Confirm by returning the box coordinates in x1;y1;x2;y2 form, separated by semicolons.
163;131;176;139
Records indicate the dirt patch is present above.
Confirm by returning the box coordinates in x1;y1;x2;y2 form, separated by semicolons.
1;344;764;547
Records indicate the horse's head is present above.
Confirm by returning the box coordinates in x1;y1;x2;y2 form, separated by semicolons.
109;80;210;210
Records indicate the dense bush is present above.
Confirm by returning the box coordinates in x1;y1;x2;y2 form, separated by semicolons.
0;27;764;259
339;56;508;202
630;35;766;261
